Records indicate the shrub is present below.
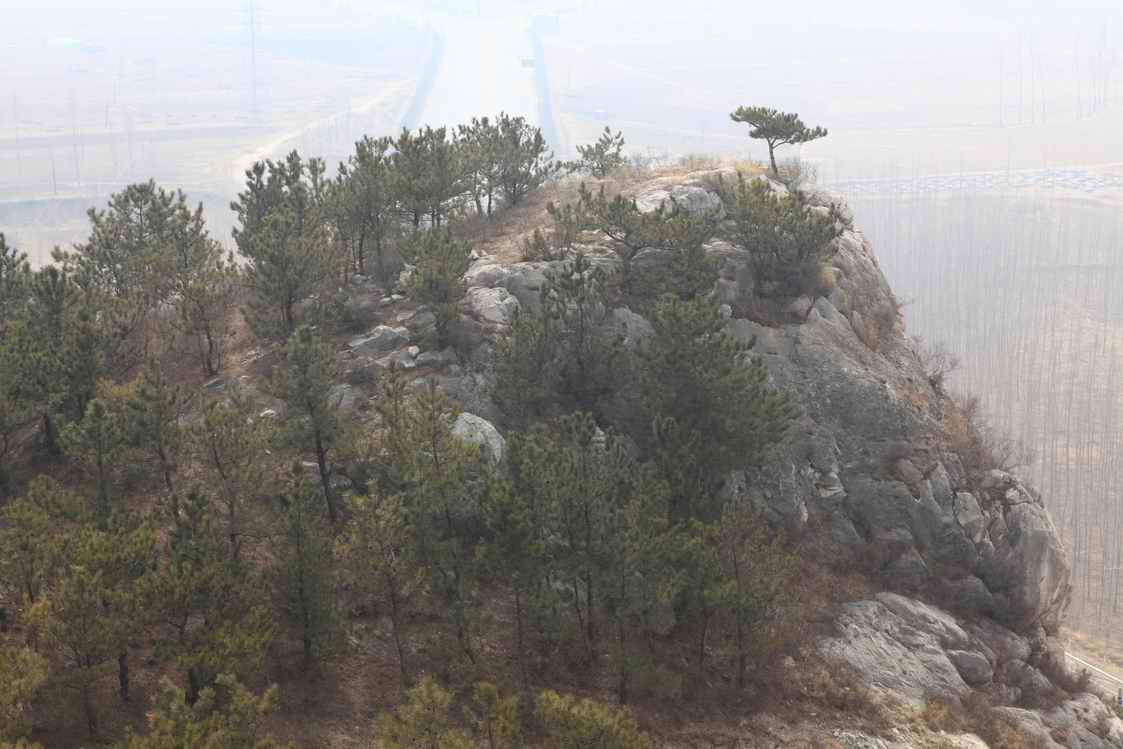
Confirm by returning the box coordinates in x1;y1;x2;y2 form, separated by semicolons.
719;173;846;300
401;229;472;347
573;184;718;301
775;157;818;192
377;676;474;749
535;691;652;749
946;393;1035;478
913;336;960;392
569;126;626;179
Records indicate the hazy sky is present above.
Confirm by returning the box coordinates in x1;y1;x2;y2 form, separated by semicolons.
3;0;1123;261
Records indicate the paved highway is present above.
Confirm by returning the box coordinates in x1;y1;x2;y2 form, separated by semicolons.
1065;652;1123;699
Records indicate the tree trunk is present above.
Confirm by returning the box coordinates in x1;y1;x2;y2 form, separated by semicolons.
82;678;98;737
186;667;202;705
43;411;60;455
617;612;628;705
315;430;337;523
389;588;408;686
118;651;130;702
514;585;528;689
768;143;778;176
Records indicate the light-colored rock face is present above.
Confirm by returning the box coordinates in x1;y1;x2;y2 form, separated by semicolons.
349;325;409;355
709;197;1071;634
463;286;520;327
820;593;970;706
634;182;723;217
451;412;505;464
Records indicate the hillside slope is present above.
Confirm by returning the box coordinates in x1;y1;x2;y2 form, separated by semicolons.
374;168;1117;746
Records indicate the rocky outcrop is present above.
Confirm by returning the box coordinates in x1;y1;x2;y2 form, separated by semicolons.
452;412;506;464
343;168;1089;747
821;593;972;706
349;325;410;355
709;195;1072;634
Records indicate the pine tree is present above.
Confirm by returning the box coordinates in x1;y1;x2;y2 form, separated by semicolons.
0;233;29;335
188;393;276;564
729;106;827;176
392;127;465;229
122;358;193;494
0;477;86;607
512;413;634;665
61;398;127;529
535;691;652;749
707;498;797;689
639;295;796;520
570;126;626;179
232;152;341;337
478;476;541;686
719;173;845;300
275;325;344;522
56;181;181;368
115;674;289;749
464;682;521;749
376;676;474;749
401;381;482;663
542;252;619;408
142;490;275;705
272;470;336;669
332;135;399;280
493;112;559;207
493;307;556;428
0;645;47;742
9;268;69;454
32;562;121;736
338;491;423;686
401;229;472;348
165;202;237;376
458;116;504;219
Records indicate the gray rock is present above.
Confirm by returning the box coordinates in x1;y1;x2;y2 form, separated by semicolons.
938;575;995;616
452;412;505;464
989;707;1062;748
875;592;970;649
328;383;358;413
947;649;993;686
607;307;654;348
929;462;954;510
404;309;436;335
719;303;733;319
634;183;722;216
396;264;416;293
464;286;520;327
820;595;969;706
374;351;417;370
970;617;1031;664
632;247;673;271
416;348;458;369
1043;694;1123;747
956;492;986;543
980;491;1071;632
349;325;409;355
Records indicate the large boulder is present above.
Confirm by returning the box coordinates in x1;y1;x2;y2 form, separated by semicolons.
349;325;409;355
977;473;1071;633
464;286;520;327
819;593;971;706
452;412;506;464
634;182;723;216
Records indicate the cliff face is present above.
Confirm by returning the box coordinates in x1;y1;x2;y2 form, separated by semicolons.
438;169;1121;746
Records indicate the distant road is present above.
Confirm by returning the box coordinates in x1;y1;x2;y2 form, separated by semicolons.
820;164;1123;197
1065;651;1123;697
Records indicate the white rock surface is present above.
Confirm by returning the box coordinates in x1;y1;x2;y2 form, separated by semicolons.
452;412;506;464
